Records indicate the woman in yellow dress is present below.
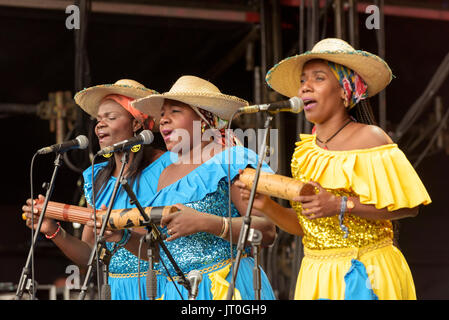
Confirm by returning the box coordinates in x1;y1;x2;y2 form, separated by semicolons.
236;38;431;300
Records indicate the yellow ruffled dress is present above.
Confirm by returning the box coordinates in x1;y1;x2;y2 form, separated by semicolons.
291;134;431;300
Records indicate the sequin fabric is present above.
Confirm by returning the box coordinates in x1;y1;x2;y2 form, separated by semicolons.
154;178;248;276
106;244;148;274
291;161;394;251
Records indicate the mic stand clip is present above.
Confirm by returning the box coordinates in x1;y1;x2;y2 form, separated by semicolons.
248;228;262;300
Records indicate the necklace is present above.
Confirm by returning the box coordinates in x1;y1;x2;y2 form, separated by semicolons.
316;118;352;150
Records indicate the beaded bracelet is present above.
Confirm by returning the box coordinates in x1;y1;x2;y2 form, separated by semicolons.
339;196;349;239
45;222;61;239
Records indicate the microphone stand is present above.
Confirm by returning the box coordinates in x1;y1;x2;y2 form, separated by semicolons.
248;228;263;300
226;114;273;300
78;151;129;300
15;153;63;300
119;177;191;300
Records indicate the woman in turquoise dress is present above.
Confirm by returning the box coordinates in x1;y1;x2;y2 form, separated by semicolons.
131;75;277;300
23;79;174;300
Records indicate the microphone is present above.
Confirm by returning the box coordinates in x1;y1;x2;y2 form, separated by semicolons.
187;270;203;300
237;96;304;114
96;130;154;156
37;135;89;155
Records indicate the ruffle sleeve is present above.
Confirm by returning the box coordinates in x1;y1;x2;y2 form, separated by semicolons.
149;146;274;206
82;151;178;207
291;134;431;211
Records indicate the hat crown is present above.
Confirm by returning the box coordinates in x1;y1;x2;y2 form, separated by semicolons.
167;76;221;95
114;79;147;89
311;38;355;53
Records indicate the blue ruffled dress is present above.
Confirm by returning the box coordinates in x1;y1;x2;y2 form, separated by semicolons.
147;146;276;300
82;151;176;300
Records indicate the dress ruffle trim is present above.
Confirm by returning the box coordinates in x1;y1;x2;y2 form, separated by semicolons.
83;151;177;207
208;263;242;300
292;134;431;211
149;146;273;206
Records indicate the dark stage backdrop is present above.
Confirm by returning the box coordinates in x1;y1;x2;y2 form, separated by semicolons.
0;4;448;299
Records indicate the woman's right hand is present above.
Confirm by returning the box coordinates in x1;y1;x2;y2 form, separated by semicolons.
22;194;59;236
234;170;272;213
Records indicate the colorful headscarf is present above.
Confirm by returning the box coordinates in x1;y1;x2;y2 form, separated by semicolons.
327;61;368;108
193;106;242;147
102;94;155;130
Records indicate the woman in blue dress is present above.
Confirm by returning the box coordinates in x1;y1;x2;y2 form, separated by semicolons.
23;79;174;300
131;75;277;300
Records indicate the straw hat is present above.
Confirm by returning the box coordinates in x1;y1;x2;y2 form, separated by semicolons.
74;79;158;117
132;75;248;124
265;38;392;98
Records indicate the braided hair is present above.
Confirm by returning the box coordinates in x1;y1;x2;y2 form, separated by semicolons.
349;99;377;125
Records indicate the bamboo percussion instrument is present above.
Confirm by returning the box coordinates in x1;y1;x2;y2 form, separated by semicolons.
27;200;179;230
238;168;316;200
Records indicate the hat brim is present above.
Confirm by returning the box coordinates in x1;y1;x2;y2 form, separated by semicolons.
266;50;392;99
74;84;158;118
132;92;248;126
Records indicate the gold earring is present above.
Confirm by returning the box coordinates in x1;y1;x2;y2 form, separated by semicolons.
201;123;206;133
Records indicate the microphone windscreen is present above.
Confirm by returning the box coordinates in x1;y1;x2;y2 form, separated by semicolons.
188;269;203;281
289;97;304;113
140;130;154;145
75;135;89;150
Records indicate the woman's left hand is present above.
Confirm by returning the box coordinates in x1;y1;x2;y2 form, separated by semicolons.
293;181;340;220
160;204;204;241
86;204;124;242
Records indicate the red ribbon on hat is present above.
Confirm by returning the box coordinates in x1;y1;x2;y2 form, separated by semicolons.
101;94;155;131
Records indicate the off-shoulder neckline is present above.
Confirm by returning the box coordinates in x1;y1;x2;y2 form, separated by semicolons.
299;134;398;154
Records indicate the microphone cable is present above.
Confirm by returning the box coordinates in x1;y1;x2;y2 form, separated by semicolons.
90;153;102;299
226;109;240;299
28;152;38;300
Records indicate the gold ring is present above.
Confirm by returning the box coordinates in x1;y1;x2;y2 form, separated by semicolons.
22;213;27;221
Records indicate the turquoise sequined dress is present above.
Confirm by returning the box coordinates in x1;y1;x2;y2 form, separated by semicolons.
82;151;176;300
147;146;276;300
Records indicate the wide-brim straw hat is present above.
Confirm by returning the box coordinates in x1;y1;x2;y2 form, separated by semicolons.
74;79;158;117
265;38;392;98
132;75;248;125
